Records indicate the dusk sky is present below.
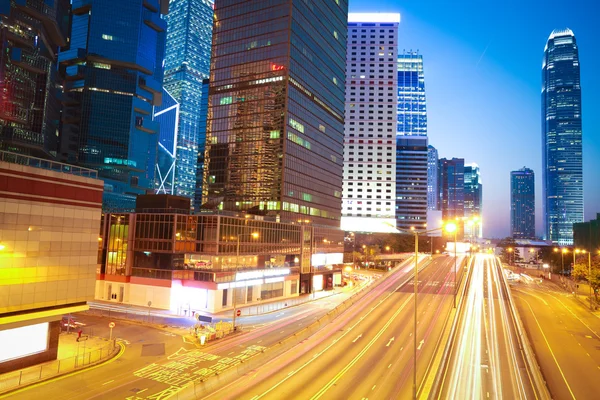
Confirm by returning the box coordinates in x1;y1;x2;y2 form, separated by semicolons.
350;0;599;238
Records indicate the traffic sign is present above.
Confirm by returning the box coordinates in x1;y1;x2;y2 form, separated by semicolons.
236;309;241;317
108;322;115;328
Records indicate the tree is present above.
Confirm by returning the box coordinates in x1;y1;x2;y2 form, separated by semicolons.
497;237;518;265
573;255;600;302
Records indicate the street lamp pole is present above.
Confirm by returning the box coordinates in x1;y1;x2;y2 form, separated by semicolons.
413;230;418;400
453;230;457;309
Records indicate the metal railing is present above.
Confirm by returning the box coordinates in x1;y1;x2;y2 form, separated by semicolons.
0;336;117;394
0;151;98;178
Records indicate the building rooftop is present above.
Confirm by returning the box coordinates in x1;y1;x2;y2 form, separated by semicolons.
0;151;97;179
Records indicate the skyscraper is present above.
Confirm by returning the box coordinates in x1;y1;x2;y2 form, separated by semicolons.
542;28;583;245
0;1;71;159
153;88;180;195
464;163;483;238
439;158;465;237
195;78;210;209
511;167;535;239
59;0;168;211
427;145;439;210
202;0;348;228
163;0;213;203
395;52;428;231
341;13;400;233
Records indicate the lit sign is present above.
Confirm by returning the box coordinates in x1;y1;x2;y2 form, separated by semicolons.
236;268;290;282
271;63;285;71
0;322;49;362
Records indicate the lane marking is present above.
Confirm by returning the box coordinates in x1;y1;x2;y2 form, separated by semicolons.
352;334;362;343
386;337;395;347
102;380;114;385
519;295;577;400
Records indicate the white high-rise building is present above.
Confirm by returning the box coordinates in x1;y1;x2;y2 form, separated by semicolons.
341;13;400;233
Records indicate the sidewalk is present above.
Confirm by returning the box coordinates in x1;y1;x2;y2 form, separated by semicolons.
0;332;119;395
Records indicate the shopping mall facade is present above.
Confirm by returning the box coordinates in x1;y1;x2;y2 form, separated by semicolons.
96;195;345;314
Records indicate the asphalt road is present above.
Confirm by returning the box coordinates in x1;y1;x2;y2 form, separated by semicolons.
198;255;460;400
3;261;398;400
437;254;536;400
512;276;600;400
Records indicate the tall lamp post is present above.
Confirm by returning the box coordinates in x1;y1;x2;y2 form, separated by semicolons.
507;247;513;266
232;231;259;331
402;221;457;400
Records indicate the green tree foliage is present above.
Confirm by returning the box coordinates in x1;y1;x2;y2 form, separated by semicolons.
573;255;600;301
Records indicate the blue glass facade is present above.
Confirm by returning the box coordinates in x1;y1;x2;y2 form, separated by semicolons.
511;167;535;239
427;145;439;210
542;28;583;245
203;0;348;227
58;0;168;211
440;157;465;238
397;52;427;136
464;163;482;238
163;0;213;204
154;88;180;195
0;0;71;159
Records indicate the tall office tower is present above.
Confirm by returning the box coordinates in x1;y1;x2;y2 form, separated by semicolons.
340;13;400;233
203;0;348;228
163;0;213;203
153;88;180;195
59;0;168;211
464;163;483;238
194;78;210;208
395;52;428;231
0;1;70;159
542;28;583;245
511;167;535;239
427;145;439;210
439;158;465;237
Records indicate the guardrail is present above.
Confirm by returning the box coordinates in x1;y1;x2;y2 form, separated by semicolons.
0;336;119;395
499;257;552;400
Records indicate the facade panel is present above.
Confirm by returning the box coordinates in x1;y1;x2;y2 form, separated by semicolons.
511;167;535;239
341;13;400;233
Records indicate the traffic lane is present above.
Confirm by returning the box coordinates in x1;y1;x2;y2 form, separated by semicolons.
488;258;531;400
212;257;451;399
513;284;600;400
6;316;192;400
352;257;456;400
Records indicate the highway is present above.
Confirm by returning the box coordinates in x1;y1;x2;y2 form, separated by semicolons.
3;257;425;399
197;255;462;400
512;275;600;400
436;254;537;400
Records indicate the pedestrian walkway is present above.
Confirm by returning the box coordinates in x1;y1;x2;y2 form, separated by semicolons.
0;332;118;395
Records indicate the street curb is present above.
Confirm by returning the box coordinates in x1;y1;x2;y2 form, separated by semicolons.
0;341;124;398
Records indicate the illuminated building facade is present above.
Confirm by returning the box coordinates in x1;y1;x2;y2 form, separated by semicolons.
511;167;535;239
58;0;168;211
542;28;583;245
439;157;464;238
163;0;213;203
464;163;482;238
427;145;439;210
195;78;210;209
96;196;344;313
341;13;400;233
202;0;348;231
395;52;428;231
0;152;103;373
153;88;180;195
0;0;70;159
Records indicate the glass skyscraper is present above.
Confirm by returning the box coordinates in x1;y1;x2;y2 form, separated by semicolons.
395;52;428;231
195;78;210;208
440;157;465;238
153;88;180;195
427;145;439;210
464;163;482;238
59;0;168;211
0;0;71;159
511;167;535;239
542;28;583;245
163;0;213;203
203;0;348;228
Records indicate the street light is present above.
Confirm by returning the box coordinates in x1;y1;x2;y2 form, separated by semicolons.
507;247;513;265
0;244;5;251
362;244;368;269
232;231;259;331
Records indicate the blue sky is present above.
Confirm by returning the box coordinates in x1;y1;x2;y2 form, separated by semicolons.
349;0;599;238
